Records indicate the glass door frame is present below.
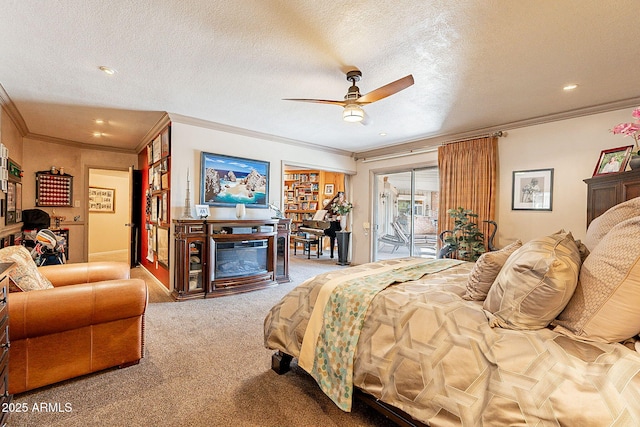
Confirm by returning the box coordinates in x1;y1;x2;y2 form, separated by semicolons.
372;166;438;262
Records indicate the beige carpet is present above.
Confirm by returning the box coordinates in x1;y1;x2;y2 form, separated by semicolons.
8;256;398;427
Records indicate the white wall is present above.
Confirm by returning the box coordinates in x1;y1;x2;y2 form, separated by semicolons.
167;119;357;289
351;107;638;265
169;120;357;222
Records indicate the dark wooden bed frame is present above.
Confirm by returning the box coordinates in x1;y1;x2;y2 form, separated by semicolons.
271;350;428;427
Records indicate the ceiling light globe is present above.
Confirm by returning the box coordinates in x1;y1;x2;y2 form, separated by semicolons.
99;66;117;75
343;104;364;122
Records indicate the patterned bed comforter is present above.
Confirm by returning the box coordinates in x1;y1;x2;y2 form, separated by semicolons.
264;258;640;426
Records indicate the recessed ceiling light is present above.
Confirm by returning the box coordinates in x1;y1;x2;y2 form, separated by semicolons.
379;132;387;136
563;84;578;91
98;66;117;75
95;119;104;124
93;132;102;137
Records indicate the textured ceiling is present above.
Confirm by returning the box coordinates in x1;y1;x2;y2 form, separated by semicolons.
1;1;640;156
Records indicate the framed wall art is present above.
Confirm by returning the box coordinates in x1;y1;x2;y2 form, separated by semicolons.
152;135;161;163
512;168;554;211
15;182;22;222
195;204;210;218
160;127;170;158
6;181;15;225
592;145;633;176
156;226;169;268
89;187;115;213
200;152;269;208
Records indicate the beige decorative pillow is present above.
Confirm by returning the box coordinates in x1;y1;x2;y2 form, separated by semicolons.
462;240;522;301
583;196;640;252
554;217;640;343
0;245;54;292
483;230;581;330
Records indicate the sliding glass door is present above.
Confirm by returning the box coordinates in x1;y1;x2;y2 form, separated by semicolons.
373;167;439;261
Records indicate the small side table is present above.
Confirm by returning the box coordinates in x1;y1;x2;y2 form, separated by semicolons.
336;231;351;266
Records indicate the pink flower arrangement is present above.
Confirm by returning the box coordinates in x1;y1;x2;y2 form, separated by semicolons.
611;107;640;154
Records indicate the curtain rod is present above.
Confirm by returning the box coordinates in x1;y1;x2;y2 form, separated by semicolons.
359;131;505;163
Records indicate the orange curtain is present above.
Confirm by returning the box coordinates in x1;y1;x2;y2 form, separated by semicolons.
437;136;498;247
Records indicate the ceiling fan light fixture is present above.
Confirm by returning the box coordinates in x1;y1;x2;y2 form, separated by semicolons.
343;104;364;122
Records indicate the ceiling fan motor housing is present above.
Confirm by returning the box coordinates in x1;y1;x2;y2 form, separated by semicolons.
346;70;362;82
345;70;362;100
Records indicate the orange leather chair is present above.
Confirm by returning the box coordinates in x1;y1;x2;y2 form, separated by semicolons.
8;262;148;394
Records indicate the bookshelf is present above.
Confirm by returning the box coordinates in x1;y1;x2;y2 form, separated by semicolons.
283;170;344;232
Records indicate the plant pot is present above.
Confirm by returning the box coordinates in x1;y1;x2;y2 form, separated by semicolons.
629;155;640;170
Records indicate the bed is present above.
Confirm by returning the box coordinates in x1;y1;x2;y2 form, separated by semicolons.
264;197;640;426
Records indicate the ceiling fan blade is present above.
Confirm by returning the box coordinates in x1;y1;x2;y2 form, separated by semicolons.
283;98;346;106
356;74;414;105
360;111;372;126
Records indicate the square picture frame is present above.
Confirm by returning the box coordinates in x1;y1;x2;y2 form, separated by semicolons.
512;168;554;211
592;145;633;176
324;184;334;195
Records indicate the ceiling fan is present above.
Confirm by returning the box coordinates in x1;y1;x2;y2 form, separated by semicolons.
284;70;414;123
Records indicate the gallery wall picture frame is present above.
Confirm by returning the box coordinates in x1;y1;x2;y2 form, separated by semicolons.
512;168;554;211
592;145;633;176
146;225;156;262
156;226;169;268
15;182;22;222
200;151;270;208
324;184;334;195
160;127;170;158
5;181;15;225
89;187;115;213
152;135;162;163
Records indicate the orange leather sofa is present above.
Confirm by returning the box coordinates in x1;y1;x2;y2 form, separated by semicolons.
8;262;148;394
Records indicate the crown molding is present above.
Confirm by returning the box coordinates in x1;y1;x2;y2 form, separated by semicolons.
0;83;29;136
167;112;354;157
135;112;171;153
25;132;136;154
354;97;640;161
1;84;137;153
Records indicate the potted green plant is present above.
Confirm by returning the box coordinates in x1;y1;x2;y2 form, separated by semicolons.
443;207;486;261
